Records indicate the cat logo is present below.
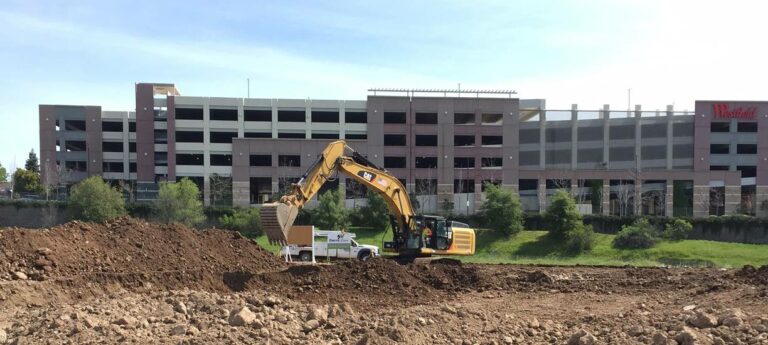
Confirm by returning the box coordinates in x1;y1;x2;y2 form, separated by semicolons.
358;171;375;182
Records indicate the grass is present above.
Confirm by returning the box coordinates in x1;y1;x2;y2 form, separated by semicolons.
253;227;768;268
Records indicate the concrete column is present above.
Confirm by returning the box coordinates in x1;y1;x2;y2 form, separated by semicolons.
237;103;245;138
724;185;741;214
474;183;483;214
665;180;674;217
757;185;768;217
693;185;709;218
437;184;453;216
232;181;250;207
571;104;578;170
339;101;346;139
603;108;610;168
538;179;547;214
601;180;610;215
666;105;674;170
634;105;642;216
271;100;278;138
122;111;130;180
539;110;546;170
203;99;211;206
305;99;312;139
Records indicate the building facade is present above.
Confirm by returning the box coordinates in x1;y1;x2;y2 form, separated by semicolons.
39;83;768;217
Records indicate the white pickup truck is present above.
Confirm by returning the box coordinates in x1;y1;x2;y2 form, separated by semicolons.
282;230;379;262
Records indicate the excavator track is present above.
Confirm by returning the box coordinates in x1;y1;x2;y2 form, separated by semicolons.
259;203;298;245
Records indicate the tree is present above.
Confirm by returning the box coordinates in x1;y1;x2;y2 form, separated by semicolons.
209;173;233;206
358;190;390;231
12;168;42;195
479;183;524;236
155;178;205;226
612;218;658;249
311;187;348;230
408;191;420;213
69;176;126;222
544;189;582;239
25;149;39;174
0;163;7;183
545;189;596;253
219;207;262;237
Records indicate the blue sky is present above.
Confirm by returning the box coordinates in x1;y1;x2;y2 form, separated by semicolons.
1;0;767;170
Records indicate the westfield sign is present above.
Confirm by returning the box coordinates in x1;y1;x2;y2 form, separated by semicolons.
713;103;757;120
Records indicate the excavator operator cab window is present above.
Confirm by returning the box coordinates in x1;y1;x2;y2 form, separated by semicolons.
435;219;451;250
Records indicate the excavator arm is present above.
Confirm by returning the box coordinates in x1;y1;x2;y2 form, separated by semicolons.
260;140;416;245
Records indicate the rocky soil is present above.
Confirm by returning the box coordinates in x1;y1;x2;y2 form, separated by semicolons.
1;218;767;344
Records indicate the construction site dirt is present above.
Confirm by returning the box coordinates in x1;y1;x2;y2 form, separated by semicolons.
1;218;767;344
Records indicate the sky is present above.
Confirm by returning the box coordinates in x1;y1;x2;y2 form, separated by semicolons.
2;0;768;170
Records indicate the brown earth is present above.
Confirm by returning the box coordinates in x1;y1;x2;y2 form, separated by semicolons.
1;218;767;344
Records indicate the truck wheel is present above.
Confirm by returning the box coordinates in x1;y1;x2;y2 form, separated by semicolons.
357;250;372;261
299;251;313;262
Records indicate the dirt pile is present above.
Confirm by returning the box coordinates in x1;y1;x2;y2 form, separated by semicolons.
736;265;768;285
0;217;284;292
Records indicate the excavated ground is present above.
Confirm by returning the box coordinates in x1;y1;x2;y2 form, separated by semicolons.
0;218;767;344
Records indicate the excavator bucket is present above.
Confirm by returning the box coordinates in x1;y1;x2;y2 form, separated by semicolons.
260;203;299;245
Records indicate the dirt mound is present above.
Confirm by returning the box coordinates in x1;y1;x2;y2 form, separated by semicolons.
0;217;284;291
736;265;768;285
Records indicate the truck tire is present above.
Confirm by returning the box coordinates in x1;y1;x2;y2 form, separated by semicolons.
357;250;372;262
299;251;313;262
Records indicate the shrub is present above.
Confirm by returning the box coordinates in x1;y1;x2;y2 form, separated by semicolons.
311;187;348;230
663;218;693;241
480;183;524;236
354;191;390;230
154;178;205;226
219;207;262;237
565;224;597;254
68;176;126;222
545;189;582;239
612;218;658;249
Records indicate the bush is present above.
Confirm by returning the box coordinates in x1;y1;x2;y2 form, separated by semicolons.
612;218;658;249
663;218;693;241
154;178;205;226
219;207;262;237
545;189;582;239
565;224;597;254
311;187;348;230
126;202;154;219
68;176;126;222
353;191;390;230
480;183;524;236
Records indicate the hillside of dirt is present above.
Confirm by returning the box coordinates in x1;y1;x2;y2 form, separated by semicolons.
0;218;767;344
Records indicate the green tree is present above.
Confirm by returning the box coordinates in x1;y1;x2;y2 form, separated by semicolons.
358;190;391;231
312;187;348;230
662;218;693;241
0;163;7;183
69;176;126;222
12;168;42;195
25;149;39;174
544;189;582;239
219;207;262;237
155;178;205;226
479;183;524;236
612;218;658;249
545;189;595;253
408;191;420;213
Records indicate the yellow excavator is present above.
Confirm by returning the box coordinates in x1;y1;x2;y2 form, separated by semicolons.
260;140;475;258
